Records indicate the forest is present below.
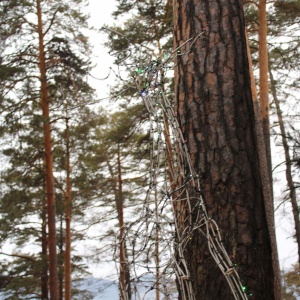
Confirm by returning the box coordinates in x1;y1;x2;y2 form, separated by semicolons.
0;0;299;299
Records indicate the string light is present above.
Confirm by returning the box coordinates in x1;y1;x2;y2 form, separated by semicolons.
101;26;248;300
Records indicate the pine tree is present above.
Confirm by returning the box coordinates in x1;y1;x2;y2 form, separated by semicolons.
0;0;93;298
48;38;94;299
244;2;282;297
101;1;173;297
269;0;300;266
245;0;300;265
0;104;50;299
173;0;277;298
82;106;149;300
281;264;300;299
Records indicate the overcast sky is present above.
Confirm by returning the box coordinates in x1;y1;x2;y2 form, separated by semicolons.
87;0;117;103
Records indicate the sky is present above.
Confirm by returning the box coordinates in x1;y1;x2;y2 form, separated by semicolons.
85;0;298;279
87;0;117;104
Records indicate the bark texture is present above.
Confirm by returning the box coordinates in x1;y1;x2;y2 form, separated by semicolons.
246;33;282;300
173;0;275;299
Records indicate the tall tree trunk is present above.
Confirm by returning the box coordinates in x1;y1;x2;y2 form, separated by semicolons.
270;70;300;265
64;114;72;300
36;0;59;298
173;0;275;298
258;0;272;184
246;32;282;300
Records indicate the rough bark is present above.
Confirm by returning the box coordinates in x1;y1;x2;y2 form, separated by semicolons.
270;70;300;265
246;32;282;300
36;0;59;298
173;0;275;299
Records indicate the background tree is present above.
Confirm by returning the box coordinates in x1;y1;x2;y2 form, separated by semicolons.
244;2;282;295
101;1;174;297
0;99;50;299
48;37;95;299
0;0;93;298
281;264;300;299
244;0;300;265
269;0;300;266
79;105;150;299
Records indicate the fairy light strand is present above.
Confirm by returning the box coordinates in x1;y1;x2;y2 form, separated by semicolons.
102;27;251;300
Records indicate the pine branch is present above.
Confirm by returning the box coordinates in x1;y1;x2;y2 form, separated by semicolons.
0;252;36;262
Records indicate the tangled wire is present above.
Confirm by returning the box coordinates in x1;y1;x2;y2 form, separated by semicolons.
102;27;248;300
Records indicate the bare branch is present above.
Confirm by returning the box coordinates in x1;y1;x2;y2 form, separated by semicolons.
43;9;60;37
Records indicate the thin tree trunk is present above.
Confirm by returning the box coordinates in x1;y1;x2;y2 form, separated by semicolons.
117;144;125;300
246;31;282;300
107;146;131;300
258;0;272;183
58;214;64;300
270;70;300;265
173;0;275;298
41;194;49;300
154;188;160;300
156;26;177;197
64;114;72;300
36;0;59;298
